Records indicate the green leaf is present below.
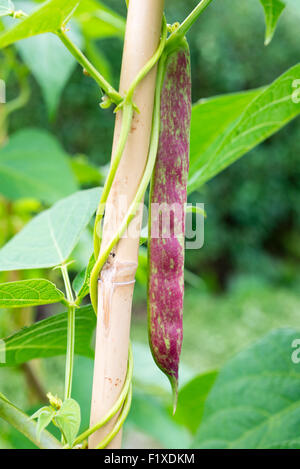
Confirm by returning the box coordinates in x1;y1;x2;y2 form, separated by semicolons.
189;89;262;194
0;0;14;17
0;279;65;308
0;187;101;271
193;329;300;449
260;0;286;45
16;31;82;118
75;0;125;40
31;406;56;441
0;305;96;366
174;371;218;435
73;253;95;302
0;0;79;48
0;128;78;203
188;63;300;192
55;399;81;448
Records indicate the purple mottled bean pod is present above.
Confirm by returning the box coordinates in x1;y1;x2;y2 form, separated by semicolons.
148;40;191;406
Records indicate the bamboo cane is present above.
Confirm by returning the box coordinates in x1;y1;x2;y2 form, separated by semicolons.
89;0;165;449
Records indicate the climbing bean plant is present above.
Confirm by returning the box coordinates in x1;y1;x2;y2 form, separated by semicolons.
0;0;300;450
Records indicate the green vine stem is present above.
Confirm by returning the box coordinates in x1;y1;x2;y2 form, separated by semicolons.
96;384;132;449
93;17;168;259
93;103;133;258
56;29;122;106
60;264;75;401
0;392;62;449
68;344;133;448
90;53;166;313
125;16;167;104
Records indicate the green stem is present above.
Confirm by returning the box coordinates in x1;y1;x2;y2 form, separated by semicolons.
167;0;214;46
0;392;62;449
96;384;132;449
93;18;167;259
56;29;122;106
93;103;133;258
126;16;167;103
90;53;166;313
60;264;75;401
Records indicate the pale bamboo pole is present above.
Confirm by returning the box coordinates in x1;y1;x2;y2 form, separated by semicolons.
89;0;164;449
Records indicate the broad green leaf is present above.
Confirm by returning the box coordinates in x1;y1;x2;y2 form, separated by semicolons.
0;0;79;48
128;389;191;449
73;253;95;302
188;63;300;192
16;31;82;118
55;399;81;448
0;128;78;203
0;0;14;17
0;305;96;366
193;329;300;449
189;89;262;193
260;0;286;45
174;371;218;434
75;0;125;40
0;279;65;308
31;406;56;441
0;187;101;271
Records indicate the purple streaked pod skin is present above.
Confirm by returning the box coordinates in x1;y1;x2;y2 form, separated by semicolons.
148;39;192;410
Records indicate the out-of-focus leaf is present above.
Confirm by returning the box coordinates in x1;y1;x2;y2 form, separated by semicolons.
75;0;125;40
0;128;78;203
0;305;96;366
0;0;79;48
71;155;103;186
259;0;286;45
193;329;300;449
0;279;65;308
16;30;82;118
174;371;218;434
0;188;101;271
189;64;300;192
